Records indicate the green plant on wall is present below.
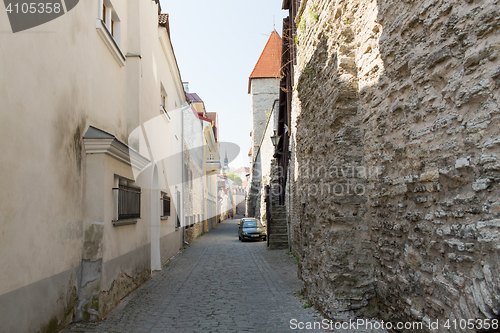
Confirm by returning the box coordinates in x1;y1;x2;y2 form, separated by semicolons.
308;5;319;22
299;15;306;33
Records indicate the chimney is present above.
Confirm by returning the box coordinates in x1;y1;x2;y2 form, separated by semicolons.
183;82;189;93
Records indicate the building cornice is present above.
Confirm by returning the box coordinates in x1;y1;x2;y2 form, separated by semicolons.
84;129;150;171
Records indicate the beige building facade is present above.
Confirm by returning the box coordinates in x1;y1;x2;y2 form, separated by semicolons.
0;1;190;332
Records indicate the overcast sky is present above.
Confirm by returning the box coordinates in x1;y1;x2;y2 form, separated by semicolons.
159;0;287;169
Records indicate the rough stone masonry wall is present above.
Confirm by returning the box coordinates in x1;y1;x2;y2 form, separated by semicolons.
290;0;500;329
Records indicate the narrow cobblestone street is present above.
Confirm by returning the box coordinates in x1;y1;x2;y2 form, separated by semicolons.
63;219;324;333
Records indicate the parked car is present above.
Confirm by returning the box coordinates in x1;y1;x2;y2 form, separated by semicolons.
237;217;255;225
238;218;266;241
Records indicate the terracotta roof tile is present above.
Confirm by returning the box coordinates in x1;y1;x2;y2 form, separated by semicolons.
158;14;170;35
248;30;282;93
186;92;203;103
158;13;169;26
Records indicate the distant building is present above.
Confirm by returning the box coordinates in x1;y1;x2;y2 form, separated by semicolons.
246;30;282;220
184;86;221;236
222;151;229;173
233;166;250;183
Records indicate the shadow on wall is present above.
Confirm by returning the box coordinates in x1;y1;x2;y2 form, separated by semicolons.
295;31;374;320
293;0;500;328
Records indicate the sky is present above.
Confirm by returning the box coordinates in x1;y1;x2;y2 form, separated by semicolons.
159;0;287;169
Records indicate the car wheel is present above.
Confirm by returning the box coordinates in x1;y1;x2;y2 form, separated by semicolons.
263;236;267;241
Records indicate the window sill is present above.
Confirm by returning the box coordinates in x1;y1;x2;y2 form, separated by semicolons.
161;105;171;121
161;216;169;221
112;219;138;227
96;19;125;67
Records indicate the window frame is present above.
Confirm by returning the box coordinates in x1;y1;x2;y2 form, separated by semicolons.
96;0;125;67
176;190;181;229
161;191;171;220
112;177;141;226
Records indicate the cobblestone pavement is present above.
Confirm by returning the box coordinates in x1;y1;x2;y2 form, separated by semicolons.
63;219;326;333
63;219;388;333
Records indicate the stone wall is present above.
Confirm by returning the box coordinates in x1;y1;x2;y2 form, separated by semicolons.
247;98;279;222
289;0;500;329
250;78;280;162
185;221;205;245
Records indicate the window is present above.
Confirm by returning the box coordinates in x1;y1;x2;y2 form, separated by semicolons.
160;84;171;120
96;0;125;66
161;192;171;218
117;185;141;219
101;1;120;42
161;95;166;109
112;178;141;226
176;191;181;228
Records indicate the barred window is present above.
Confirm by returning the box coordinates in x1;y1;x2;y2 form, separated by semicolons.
116;185;141;219
113;178;140;226
161;192;171;217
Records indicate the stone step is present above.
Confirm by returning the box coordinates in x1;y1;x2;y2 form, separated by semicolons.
268;240;288;250
269;223;287;229
270;222;287;229
272;213;287;220
269;228;287;234
273;207;286;213
268;234;288;242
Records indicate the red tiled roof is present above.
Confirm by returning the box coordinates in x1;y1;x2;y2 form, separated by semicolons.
158;14;170;36
199;115;213;123
248;30;282;93
234;167;250;173
186;93;203;103
248;147;252;156
158;13;168;25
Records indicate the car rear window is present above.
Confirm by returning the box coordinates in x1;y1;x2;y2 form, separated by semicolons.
243;221;261;228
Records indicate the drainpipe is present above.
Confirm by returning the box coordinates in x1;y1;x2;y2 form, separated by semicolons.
203;121;214;233
151;162;161;272
181;104;187;245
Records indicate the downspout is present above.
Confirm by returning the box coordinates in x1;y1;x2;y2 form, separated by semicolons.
203;121;214;233
181;104;187;245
